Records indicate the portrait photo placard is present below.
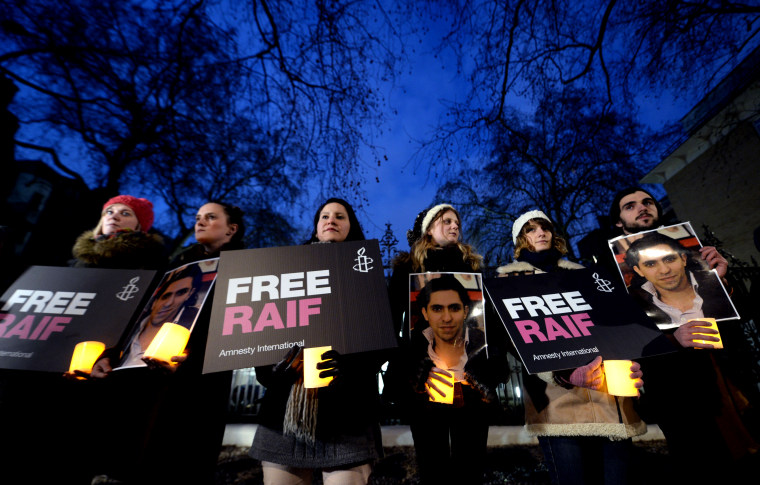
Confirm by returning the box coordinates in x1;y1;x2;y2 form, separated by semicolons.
485;269;674;374
607;222;739;330
408;272;487;353
114;258;219;370
407;272;489;402
203;240;396;373
0;266;156;372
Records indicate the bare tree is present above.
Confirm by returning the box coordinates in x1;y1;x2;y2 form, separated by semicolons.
0;0;410;248
435;87;654;266
411;0;759;264
204;0;412;208
411;0;760;167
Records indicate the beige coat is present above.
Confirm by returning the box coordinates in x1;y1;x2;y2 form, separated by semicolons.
496;259;646;439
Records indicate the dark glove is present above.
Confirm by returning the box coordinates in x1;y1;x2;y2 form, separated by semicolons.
316;349;343;386
272;345;303;384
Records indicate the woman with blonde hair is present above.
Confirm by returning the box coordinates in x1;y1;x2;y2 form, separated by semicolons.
386;204;507;484
389;204;482;338
71;194;165;269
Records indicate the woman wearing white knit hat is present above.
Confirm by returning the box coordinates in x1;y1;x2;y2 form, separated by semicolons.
497;210;646;485
385;203;508;485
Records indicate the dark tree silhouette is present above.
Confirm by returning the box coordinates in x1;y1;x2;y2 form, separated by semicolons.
411;0;760;167
421;0;760;113
0;0;409;248
414;0;760;264
434;88;653;266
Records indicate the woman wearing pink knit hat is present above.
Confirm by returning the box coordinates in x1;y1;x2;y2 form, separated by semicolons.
71;194;166;269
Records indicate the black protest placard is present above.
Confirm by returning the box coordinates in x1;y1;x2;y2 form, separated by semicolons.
0;266;156;372
485;268;674;374
203;240;397;373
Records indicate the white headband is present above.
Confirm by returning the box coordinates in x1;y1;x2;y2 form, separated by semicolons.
422;203;456;235
512;210;551;244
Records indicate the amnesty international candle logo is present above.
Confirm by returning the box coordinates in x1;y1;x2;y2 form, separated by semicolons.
593;273;614;293
352;247;374;272
203;240;397;373
115;277;141;301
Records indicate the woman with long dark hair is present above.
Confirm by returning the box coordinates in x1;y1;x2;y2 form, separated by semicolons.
248;197;383;485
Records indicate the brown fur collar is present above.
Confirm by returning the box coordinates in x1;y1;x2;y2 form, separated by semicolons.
72;229;165;269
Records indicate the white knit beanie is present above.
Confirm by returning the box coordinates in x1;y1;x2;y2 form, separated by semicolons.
421;203;456;235
512;210;551;244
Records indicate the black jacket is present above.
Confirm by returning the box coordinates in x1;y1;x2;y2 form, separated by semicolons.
628;269;735;328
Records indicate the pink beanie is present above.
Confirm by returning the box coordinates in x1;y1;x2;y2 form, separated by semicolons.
103;195;155;232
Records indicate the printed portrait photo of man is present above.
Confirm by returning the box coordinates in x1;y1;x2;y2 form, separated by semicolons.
623;231;737;330
118;262;209;368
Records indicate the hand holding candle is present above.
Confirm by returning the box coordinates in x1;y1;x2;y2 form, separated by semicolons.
603;360;643;397
143;322;191;366
272;345;303;383
144;350;188;373
426;367;455;404
315;349;344;385
674;319;721;349
304;346;334;388
65;341;106;379
690;318;723;349
568;356;604;391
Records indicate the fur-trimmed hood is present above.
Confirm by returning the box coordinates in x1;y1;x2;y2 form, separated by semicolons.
71;229;166;270
496;257;644;440
496;258;584;275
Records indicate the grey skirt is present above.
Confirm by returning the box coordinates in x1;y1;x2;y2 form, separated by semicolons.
248;422;383;469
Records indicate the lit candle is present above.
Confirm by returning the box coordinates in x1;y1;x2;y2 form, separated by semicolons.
69;341;106;374
143;322;191;364
427;371;455;404
604;360;640;397
303;346;334;388
691;318;723;349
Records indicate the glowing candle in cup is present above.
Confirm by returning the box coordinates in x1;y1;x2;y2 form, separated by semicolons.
143;322;190;364
303;346;334;388
691;318;723;349
604;360;640;397
69;341;106;374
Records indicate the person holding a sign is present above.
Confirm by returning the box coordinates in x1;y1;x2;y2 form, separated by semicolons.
497;210;645;485
400;274;504;485
71;194;166;269
385;204;508;484
81;263;210;482
622;231;754;482
122;201;243;485
608;187;728;281
388;204;483;339
248;198;384;485
607;188;759;482
11;195;164;483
